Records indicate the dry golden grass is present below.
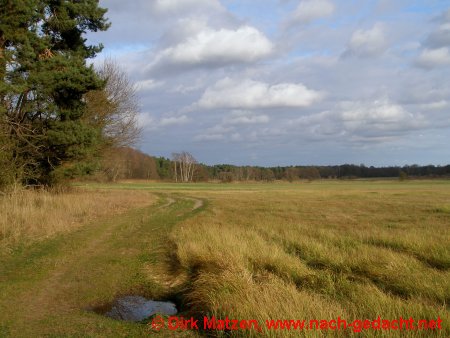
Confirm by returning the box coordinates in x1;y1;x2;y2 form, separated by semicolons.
0;187;155;252
145;182;450;337
1;181;448;337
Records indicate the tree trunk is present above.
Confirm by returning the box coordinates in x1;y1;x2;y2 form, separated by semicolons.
0;34;6;110
174;160;177;182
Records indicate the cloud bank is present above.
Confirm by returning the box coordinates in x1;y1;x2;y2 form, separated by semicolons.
88;1;450;166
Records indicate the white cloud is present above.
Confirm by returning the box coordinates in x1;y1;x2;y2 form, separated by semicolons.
150;0;225;14
159;115;190;126
193;111;270;143
223;110;270;125
136;79;163;92
338;100;424;132
170;83;204;94
287;0;335;25
150;25;273;70
416;47;450;69
419;100;448;110
291;99;427;141
345;23;388;57
137;114;190;130
193;124;232;141
194;133;224;141
230;133;243;142
197;78;323;109
415;8;450;69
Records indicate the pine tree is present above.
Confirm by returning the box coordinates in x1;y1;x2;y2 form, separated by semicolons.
0;0;109;186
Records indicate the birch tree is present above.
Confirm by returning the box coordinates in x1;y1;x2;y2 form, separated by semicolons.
172;151;197;183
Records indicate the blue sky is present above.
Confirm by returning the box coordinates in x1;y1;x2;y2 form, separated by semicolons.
87;0;450;166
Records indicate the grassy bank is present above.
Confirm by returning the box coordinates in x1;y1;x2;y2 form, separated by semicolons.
0;188;155;253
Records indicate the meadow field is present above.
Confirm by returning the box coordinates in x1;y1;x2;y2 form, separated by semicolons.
0;180;449;337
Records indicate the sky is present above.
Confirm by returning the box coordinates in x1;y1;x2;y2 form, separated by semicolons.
86;0;450;167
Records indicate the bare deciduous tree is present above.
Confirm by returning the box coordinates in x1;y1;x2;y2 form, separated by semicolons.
84;58;141;148
101;149;127;182
172;151;197;183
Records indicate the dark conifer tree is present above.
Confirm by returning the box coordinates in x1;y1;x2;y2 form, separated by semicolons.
0;0;109;186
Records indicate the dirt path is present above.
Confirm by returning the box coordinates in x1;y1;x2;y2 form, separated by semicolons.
0;194;204;338
157;196;176;209
185;197;204;210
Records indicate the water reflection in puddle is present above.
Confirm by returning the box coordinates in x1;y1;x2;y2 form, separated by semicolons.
102;296;177;322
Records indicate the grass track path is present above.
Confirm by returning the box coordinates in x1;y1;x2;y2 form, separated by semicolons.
0;194;204;337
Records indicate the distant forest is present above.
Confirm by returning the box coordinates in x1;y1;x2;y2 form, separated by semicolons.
97;147;450;182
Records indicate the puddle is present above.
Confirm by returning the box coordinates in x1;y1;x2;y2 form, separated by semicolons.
100;296;177;322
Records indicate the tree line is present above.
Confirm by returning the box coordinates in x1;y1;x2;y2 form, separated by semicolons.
98;148;450;182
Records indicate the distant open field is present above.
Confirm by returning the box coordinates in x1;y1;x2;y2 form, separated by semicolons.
1;180;449;337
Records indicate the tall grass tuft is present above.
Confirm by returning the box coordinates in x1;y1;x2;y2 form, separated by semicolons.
0;187;154;253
